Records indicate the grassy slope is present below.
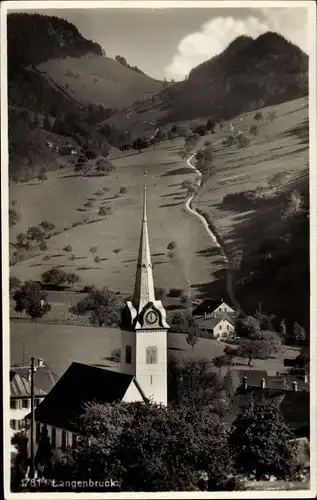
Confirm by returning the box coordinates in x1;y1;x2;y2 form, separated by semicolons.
36;54;163;109
10;319;299;379
10;140;226;298
194;96;308;262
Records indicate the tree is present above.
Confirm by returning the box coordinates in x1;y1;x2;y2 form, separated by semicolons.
254;311;276;331
235;315;261;338
249;125;257;136
94;255;101;266
39;221;56;234
268;111;276;122
293;322;306;344
167;241;177;251
35;426;53;470
109;347;121;366
26;226;45;243
16;232;27;247
186;329;199;348
89;246;98;261
9;207;20;228
9;276;21;293
69;287;123;327
119;186;128;196
63;244;73;255
41;267;69;287
39;241;47;251
67;401;238;491
236;132;249;149
213;355;231;375
66;272;80;288
113;248;121;257
237;338;271;367
254;111;263;121
229;396;298;480
13;281;51;338
98;205;111;219
84;200;94;209
283;190;304;219
11;431;29;491
38;172;48;183
251;331;282;356
223;345;239;366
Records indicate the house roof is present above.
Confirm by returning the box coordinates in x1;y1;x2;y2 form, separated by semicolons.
11;363;59;395
33;362;147;431
233;370;268;387
10;372;47;398
233;370;309;392
198;316;235;331
193;299;234;316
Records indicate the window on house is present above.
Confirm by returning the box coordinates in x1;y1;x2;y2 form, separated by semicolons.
10;420;16;430
10;400;16;410
146;346;158;364
34;398;40;408
61;430;67;451
150;375;153;385
22;399;29;408
36;422;41;443
125;345;132;364
219;325;222;330
51;427;56;448
227;325;230;330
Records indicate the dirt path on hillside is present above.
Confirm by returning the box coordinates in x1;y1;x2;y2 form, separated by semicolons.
185;148;241;311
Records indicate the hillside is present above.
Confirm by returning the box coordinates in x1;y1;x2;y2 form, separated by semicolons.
7;13;163;181
105;32;308;134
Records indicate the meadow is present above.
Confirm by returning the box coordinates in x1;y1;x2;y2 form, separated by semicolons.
36;54;162;108
10;319;299;379
10;140;226;300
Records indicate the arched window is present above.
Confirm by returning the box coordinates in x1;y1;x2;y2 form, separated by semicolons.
125;345;132;364
146;346;158;364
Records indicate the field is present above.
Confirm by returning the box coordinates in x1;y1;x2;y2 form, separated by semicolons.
36;54;162;108
10;319;299;379
10;140;226;300
193;97;309;262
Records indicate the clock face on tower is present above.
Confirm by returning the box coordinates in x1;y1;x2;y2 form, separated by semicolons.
145;310;159;325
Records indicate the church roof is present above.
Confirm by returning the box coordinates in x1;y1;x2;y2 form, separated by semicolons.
32;363;147;432
133;186;156;311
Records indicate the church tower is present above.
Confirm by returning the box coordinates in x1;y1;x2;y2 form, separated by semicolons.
121;186;169;405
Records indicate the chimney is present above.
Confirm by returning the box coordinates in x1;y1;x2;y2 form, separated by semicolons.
304;373;308;383
242;376;247;390
27;369;32;382
292;381;298;392
204;312;207;318
221;297;224;302
37;357;44;368
260;378;266;389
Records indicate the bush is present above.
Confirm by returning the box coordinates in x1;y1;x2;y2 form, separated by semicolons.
249;125;257;136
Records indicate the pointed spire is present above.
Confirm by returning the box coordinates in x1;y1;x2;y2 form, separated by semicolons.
133;185;155;309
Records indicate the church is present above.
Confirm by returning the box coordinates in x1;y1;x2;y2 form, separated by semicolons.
29;186;170;456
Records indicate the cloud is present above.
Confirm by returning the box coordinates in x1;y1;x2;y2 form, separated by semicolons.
164;8;308;81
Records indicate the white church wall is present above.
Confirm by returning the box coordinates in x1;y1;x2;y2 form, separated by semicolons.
122;380;145;403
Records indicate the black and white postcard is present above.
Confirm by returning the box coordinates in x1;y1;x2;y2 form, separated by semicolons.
1;1;316;497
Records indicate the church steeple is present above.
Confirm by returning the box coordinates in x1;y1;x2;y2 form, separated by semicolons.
133;186;155;310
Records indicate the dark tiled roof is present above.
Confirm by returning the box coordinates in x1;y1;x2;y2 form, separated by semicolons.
233;370;268;387
11;364;59;395
33;363;146;431
193;299;234;316
10;372;47;398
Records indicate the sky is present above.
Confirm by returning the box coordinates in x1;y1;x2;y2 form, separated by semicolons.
15;5;309;81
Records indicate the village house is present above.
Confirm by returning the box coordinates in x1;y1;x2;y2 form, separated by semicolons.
193;298;235;318
10;358;59;454
198;315;235;340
